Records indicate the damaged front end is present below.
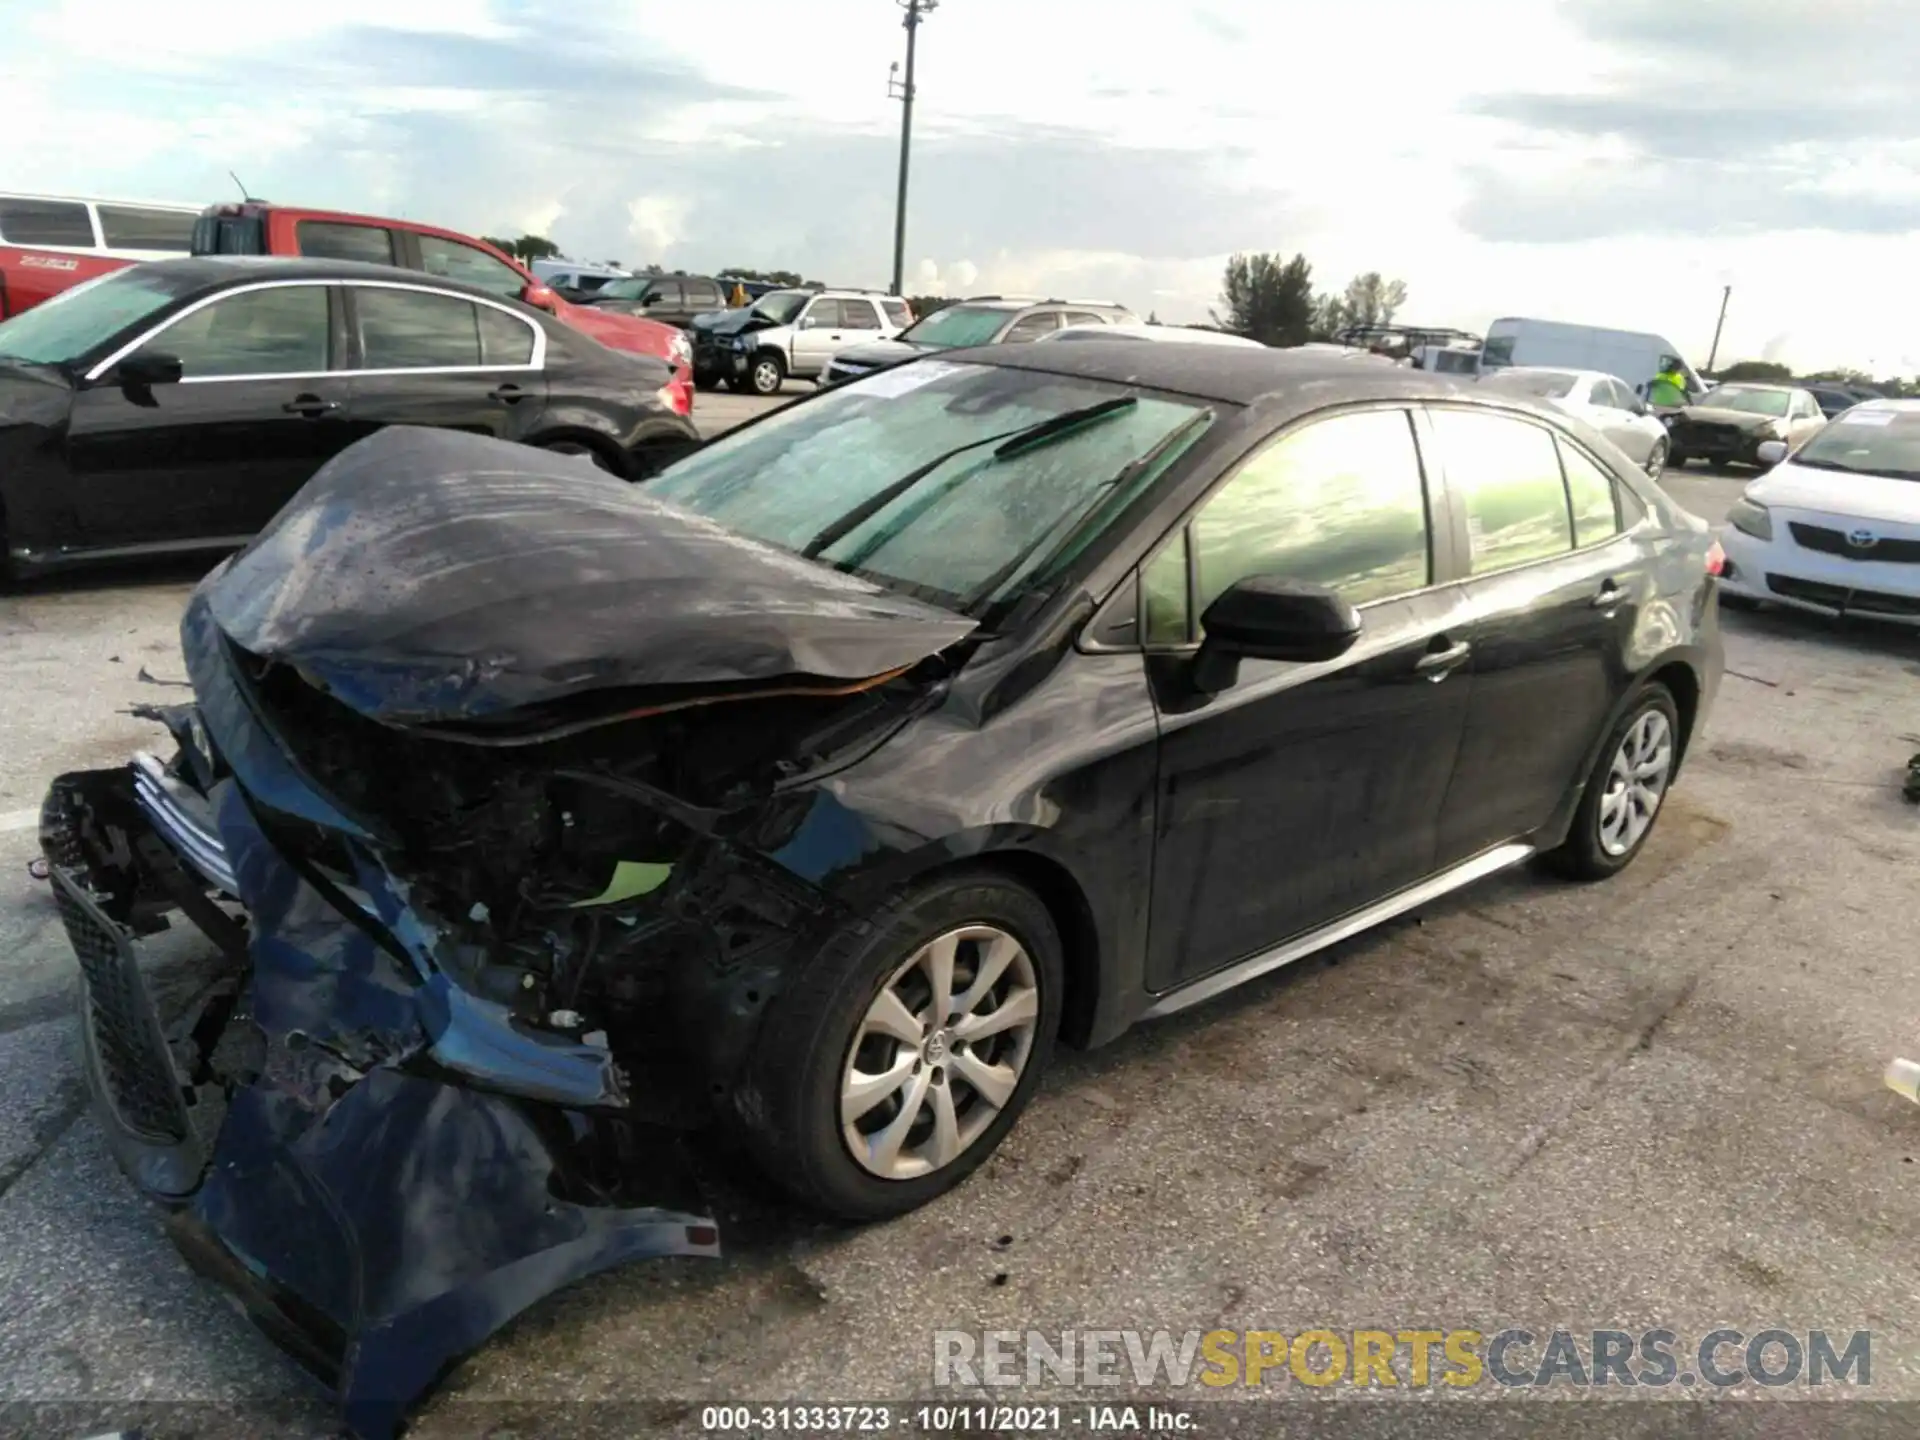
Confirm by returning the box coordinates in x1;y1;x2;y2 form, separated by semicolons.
39;429;976;1438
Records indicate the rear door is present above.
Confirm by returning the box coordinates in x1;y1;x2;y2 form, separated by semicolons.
1421;406;1648;862
64;280;352;543
342;282;547;443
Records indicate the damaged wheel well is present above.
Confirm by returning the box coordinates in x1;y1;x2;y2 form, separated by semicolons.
1650;660;1700;769
936;849;1102;1050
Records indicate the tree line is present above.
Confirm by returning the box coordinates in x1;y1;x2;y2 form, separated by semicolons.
1708;359;1915;396
1212;253;1409;347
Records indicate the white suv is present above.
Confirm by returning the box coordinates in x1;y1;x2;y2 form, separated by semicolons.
716;290;910;395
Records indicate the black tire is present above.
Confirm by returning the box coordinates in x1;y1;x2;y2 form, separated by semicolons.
733;869;1063;1222
1541;683;1681;882
694;374;720;392
1667;450;1689;468
747;350;786;397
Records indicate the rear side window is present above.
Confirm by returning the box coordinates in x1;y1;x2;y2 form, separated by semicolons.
1003;312;1061;343
476;304;536;365
1558;439;1625;547
840;299;881;330
1063;310;1107;326
417;235;526;300
97;206;195;252
355;287;483;368
882;299;911;327
1429;409;1573;573
140;284;331;379
298;221;395;265
0;197;94;247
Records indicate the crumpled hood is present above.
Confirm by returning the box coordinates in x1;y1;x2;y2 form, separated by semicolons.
202;425;977;725
1679;405;1779;430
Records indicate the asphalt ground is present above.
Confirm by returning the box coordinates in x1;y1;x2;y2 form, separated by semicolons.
3;439;1919;1439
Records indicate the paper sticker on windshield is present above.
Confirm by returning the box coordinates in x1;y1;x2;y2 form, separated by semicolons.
850;361;969;398
1839;410;1895;425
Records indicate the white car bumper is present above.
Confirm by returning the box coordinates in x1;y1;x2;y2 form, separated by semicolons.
1719;513;1920;623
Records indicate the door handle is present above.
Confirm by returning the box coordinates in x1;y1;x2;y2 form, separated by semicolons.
488;383;527;402
1591;581;1624;610
1415;639;1471;680
282;395;339;417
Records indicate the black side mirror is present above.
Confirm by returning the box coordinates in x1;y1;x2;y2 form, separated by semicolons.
1190;576;1362;693
117;352;183;387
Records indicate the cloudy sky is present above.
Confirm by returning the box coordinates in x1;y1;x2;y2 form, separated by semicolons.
11;0;1919;374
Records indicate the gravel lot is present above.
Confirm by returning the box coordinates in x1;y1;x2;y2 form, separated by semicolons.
3;441;1919;1437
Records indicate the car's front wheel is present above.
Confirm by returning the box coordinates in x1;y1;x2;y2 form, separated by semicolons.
1542;683;1681;881
746;351;787;396
735;870;1062;1221
1644;437;1668;477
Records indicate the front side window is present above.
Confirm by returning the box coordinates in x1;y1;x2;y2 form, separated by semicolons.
645;279;684;306
139;284;331;379
97;206;195;252
0;267;200;365
646;361;1211;614
1430;408;1573;573
355;287;482;369
0;197;94;248
417;235;527;300
297;221;395;266
1161;409;1430;639
802;298;845;328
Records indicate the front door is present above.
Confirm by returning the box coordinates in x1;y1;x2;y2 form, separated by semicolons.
342;284;547;444
1143;406;1474;991
1420;406;1645;862
789;297;847;376
64;280;352;544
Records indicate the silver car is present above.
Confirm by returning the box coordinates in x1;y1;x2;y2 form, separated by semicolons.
1478;366;1673;476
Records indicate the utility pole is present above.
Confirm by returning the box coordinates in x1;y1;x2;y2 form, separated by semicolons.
888;0;936;297
1705;284;1731;374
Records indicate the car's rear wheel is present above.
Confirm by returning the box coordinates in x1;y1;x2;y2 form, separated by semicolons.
734;870;1062;1221
1667;449;1689;468
1542;684;1680;881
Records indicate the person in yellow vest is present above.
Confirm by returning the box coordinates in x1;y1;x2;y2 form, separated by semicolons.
728;281;749;307
1645;358;1693;409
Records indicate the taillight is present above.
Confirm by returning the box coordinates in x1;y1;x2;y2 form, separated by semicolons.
1705;539;1726;576
658;380;693;418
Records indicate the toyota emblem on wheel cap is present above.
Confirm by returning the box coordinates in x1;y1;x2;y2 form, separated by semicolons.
1847;528;1878;548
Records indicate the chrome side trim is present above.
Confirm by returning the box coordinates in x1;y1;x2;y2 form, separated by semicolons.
1141;842;1535;1019
131;752;238;896
84;277;546;383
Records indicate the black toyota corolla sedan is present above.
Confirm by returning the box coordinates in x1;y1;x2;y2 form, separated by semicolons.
40;344;1722;1436
0;256;699;577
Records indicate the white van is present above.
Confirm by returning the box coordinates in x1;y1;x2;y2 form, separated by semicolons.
529;258;631;295
1480;317;1704;397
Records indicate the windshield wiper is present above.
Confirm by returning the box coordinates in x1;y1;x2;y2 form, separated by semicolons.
1788;456;1860;473
959;405;1214;615
799;396;1139;561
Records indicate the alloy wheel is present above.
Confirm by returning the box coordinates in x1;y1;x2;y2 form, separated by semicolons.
840;925;1040;1180
753;359;783;394
1598;709;1674;857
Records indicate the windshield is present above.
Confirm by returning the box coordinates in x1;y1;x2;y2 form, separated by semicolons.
1789;409;1920;480
900;305;1014;349
646;360;1211;612
751;291;810;325
1705;386;1790;417
1480;369;1578;399
0;267;196;365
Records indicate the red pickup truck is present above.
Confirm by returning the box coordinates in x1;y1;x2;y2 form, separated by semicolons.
188;202;695;414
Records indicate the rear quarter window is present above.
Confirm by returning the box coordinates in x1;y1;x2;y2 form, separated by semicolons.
97;206;195;252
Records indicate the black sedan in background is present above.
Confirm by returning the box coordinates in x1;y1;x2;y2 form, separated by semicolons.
43;343;1721;1434
0;256;700;577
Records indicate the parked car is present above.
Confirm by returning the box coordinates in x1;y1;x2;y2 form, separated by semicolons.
190;203;693;410
817;296;1135;388
1802;384;1884;420
1480;318;1707;404
0;191;200;317
1717;398;1920;623
1666;383;1826;470
1037;321;1264;349
694;288;911;394
1477;366;1672;476
38;342;1720;1435
530;258;632;300
586;273;734;328
0;256;698;577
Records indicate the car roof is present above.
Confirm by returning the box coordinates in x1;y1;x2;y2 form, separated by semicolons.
110;254;540;308
1047;323;1264;349
954;338;1474;407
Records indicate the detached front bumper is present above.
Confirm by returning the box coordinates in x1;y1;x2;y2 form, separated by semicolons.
40;745;721;1440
